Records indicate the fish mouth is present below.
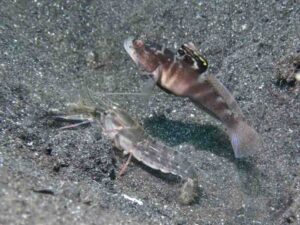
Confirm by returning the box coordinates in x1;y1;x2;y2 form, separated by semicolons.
124;37;139;64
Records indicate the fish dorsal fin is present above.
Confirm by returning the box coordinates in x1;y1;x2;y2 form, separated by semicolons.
176;42;208;74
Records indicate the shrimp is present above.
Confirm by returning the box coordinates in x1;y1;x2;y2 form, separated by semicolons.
51;99;199;204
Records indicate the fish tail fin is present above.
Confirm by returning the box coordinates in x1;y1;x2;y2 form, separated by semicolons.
228;120;262;158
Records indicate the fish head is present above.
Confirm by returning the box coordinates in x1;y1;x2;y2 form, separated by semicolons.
124;37;209;96
124;37;167;74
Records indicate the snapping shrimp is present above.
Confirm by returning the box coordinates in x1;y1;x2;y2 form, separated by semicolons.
51;99;199;204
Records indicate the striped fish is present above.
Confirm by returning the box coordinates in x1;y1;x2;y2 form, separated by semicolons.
124;37;261;158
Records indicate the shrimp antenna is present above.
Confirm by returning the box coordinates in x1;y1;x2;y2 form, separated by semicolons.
95;92;148;96
86;83;112;112
83;70;149;113
83;71;127;113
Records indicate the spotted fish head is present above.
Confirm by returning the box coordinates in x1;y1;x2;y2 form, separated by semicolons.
124;37;165;73
177;42;208;74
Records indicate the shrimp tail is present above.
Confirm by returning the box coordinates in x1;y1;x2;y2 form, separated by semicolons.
227;120;261;158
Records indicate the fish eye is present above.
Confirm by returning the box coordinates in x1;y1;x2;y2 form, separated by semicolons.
177;49;185;56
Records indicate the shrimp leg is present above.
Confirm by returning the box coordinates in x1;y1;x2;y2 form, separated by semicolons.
118;152;133;177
